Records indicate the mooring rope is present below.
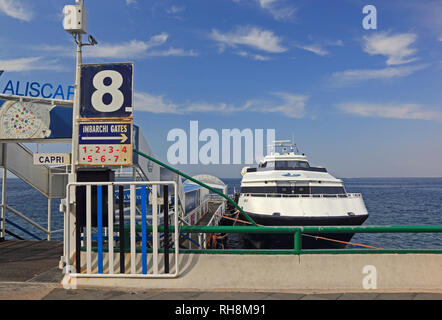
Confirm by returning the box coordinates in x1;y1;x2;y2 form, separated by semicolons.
302;233;381;249
211;210;381;249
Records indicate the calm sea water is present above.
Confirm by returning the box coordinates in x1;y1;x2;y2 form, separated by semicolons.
2;177;442;249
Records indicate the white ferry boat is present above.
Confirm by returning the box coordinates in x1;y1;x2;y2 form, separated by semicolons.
237;140;369;249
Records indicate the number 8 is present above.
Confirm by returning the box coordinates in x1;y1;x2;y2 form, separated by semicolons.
91;70;124;112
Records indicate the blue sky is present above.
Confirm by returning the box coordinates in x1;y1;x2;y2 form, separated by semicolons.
1;0;442;178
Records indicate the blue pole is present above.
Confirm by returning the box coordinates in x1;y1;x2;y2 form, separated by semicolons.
97;186;103;274
141;186;147;274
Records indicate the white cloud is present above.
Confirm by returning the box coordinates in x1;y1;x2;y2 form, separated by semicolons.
236;50;271;61
147;47;198;57
363;32;418;65
331;64;428;85
293;39;343;56
166;5;185;14
76;33;198;59
134;91;308;118
0;57;64;72
257;0;296;21
337;102;442;121
35;34;198;60
210;26;287;53
84;33;168;59
126;0;137;5
293;44;329;56
0;0;32;21
134;92;180;114
248;92;308;118
38;44;73;57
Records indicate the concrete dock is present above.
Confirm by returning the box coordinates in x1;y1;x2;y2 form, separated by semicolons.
1;240;442;300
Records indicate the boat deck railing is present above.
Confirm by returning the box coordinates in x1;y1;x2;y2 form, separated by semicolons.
241;193;362;198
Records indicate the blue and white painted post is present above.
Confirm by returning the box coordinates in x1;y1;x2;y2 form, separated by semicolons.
97;185;103;274
141;186;147;274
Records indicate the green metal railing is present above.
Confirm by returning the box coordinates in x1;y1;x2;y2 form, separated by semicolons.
152;224;442;254
134;149;257;226
86;224;442;255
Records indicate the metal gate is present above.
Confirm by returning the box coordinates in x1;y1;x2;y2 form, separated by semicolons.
64;181;179;278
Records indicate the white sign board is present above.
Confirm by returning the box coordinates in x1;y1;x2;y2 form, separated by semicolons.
33;153;71;165
78;121;132;166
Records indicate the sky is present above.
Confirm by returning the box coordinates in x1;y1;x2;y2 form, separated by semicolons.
0;0;442;178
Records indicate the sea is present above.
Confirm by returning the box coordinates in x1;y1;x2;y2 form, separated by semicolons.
1;177;442;249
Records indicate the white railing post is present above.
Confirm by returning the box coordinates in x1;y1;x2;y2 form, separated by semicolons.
130;184;136;274
107;185;114;274
64;185;71;273
152;184;158;274
86;185;92;274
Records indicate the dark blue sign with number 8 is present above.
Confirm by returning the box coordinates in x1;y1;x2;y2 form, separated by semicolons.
80;63;133;118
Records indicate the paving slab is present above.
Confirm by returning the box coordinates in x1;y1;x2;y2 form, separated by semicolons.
413;293;442;300
189;291;239;300
262;292;304;300
337;292;379;300
0;240;63;282
0;282;60;300
374;293;418;300
299;293;343;300
2;283;442;300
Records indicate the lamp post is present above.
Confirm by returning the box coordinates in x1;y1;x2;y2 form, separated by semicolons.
63;0;96;270
63;0;86;184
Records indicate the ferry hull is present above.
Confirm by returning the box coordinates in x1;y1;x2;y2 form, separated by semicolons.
243;213;369;249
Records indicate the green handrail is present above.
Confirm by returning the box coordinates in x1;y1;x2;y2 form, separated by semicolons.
89;224;442;255
140;224;442;234
133;149;258;226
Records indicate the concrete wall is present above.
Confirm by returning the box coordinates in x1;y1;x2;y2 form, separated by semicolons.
67;253;442;292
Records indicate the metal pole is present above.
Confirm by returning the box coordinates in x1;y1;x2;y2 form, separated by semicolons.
70;29;82;183
47;169;52;241
119;185;125;273
69;0;83;272
1;144;7;241
152;185;158;274
75;197;81;273
163;185;169;273
129;184;136;274
47;198;51;241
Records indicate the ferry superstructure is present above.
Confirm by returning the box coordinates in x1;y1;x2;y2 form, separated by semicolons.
237;141;369;248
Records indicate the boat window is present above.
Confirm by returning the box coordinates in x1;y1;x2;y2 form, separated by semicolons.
297;161;310;168
311;186;346;194
295;186;309;194
258;162;267;168
275;161;310;170
241;186;345;195
240;186;277;194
